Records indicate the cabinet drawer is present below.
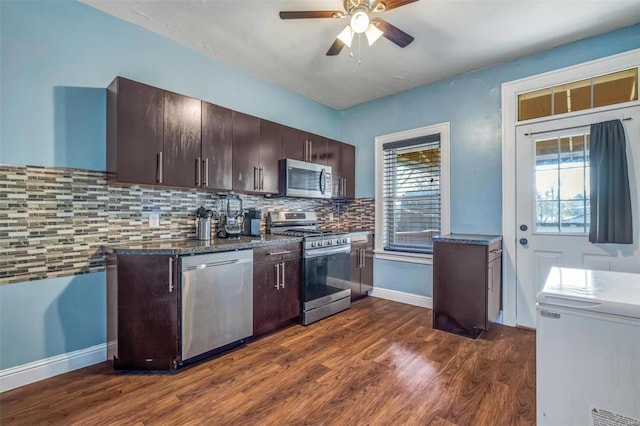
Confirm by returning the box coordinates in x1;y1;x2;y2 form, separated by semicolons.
487;241;503;263
253;242;301;264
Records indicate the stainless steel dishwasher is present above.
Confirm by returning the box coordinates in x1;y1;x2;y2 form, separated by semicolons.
180;249;253;362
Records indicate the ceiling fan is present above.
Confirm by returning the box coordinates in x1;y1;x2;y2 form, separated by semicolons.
279;0;417;56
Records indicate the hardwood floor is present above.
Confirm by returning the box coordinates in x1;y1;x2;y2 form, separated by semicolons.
0;298;536;425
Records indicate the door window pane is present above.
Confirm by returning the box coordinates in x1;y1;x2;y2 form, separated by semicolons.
534;134;590;233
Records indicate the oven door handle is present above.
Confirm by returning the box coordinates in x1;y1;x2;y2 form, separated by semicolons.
305;245;351;258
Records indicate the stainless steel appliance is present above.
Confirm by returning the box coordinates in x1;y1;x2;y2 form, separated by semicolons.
281;159;332;199
217;194;243;238
243;208;263;237
180;250;253;362
268;211;350;325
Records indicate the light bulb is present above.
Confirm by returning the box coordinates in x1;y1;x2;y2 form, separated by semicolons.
350;10;370;33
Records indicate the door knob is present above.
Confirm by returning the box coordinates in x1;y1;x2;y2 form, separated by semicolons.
519;238;528;246
520;224;528;231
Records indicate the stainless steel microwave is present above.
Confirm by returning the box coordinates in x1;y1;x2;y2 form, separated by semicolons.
281;158;332;199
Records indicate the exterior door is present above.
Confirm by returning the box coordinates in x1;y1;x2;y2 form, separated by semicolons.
515;106;640;328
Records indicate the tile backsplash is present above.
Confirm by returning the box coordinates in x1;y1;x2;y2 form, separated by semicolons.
1;164;373;285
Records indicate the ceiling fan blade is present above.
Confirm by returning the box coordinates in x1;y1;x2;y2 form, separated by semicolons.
326;39;346;56
279;11;343;19
371;17;414;48
381;0;419;11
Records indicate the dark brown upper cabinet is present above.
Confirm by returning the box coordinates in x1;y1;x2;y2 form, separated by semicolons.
232;112;261;193
232;113;280;194
163;92;202;188
259;120;282;194
201;102;233;190
326;139;355;199
282;126;328;164
107;77;164;185
282;126;306;162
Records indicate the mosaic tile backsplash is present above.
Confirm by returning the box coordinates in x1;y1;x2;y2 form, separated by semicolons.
1;164;374;284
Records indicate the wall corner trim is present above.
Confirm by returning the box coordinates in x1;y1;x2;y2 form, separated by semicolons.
0;343;106;393
370;288;433;309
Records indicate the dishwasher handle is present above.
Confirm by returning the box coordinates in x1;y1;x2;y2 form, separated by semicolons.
183;258;243;271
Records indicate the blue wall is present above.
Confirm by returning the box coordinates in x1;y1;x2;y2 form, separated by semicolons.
343;24;640;296
0;0;340;169
0;273;106;369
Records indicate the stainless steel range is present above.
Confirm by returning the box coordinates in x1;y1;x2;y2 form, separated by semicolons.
268;211;351;325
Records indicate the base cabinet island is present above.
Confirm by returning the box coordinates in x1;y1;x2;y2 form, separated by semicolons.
433;234;502;339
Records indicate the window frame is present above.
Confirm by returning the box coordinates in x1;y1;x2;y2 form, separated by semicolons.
374;122;450;264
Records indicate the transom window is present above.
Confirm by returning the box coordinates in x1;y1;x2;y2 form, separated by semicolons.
518;68;638;121
535;133;590;233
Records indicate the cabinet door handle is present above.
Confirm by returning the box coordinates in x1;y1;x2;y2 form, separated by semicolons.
303;140;307;162
268;250;291;256
488;263;493;291
491;249;503;255
274;263;280;289
253;166;258;190
196;157;201;186
259;167;264;191
157;152;163;184
361;248;365;268
168;257;174;292
203;158;209;187
309;141;312;161
356;248;361;268
280;262;285;288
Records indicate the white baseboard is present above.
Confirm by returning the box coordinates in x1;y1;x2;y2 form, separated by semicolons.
0;343;106;393
370;287;433;309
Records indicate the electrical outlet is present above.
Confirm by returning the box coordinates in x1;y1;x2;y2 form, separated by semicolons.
329;213;334;221
149;213;160;228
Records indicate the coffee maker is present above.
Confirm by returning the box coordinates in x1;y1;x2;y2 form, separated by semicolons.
243;208;263;237
216;194;243;239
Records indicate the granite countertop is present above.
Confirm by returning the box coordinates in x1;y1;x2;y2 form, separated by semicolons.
434;233;502;246
105;234;302;256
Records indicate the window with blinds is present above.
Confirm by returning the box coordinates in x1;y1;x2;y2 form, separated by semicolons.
383;133;441;253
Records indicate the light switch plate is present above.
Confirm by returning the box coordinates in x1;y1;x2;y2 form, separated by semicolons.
149;213;160;228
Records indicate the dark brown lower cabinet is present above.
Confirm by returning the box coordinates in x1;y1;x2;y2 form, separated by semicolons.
107;254;179;370
350;233;374;300
253;243;302;337
433;237;502;339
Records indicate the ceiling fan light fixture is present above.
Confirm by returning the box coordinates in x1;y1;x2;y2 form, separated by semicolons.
350;9;370;33
337;25;354;47
364;23;383;45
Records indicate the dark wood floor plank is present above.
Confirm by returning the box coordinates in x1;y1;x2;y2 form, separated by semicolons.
0;297;536;425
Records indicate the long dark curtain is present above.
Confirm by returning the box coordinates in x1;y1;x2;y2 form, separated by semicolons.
589;119;633;244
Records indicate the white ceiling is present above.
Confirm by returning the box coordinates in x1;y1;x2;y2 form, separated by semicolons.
82;0;640;110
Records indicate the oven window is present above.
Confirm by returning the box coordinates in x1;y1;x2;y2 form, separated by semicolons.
288;167;321;191
303;252;350;302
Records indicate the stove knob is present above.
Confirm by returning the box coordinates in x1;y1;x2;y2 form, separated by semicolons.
327;240;332;245
311;242;316;247
342;238;347;244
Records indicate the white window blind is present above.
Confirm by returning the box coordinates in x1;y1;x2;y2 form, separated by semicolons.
383;133;441;253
